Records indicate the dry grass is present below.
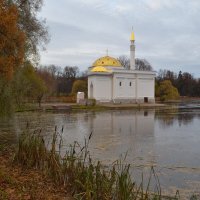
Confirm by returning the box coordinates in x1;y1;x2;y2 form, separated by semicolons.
0;146;72;200
13;127;182;200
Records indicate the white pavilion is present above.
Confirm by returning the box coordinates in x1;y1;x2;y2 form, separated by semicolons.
87;32;156;103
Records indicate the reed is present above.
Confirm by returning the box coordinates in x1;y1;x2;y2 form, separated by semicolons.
14;127;180;200
16;128;47;168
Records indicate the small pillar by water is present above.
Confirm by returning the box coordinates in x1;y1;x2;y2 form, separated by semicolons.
76;92;85;104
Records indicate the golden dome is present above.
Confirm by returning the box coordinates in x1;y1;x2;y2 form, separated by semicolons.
91;66;111;72
92;56;122;67
130;31;135;41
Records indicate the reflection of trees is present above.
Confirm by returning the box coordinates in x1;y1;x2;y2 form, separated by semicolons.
155;109;177;128
155;108;197;128
156;114;174;127
177;113;194;126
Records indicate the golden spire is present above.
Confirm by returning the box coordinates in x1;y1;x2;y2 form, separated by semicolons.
130;27;135;41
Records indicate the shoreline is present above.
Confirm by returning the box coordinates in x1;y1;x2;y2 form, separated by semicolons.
15;97;200;113
15;102;169;113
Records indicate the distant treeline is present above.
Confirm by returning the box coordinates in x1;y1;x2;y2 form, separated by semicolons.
37;65;200;98
36;65;87;96
156;70;200;97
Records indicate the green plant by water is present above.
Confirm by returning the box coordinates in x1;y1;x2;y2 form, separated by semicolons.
14;125;182;200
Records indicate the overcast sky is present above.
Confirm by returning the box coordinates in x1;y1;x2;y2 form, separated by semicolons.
39;0;200;77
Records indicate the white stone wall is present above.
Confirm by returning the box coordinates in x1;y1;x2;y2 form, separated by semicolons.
88;75;112;102
113;74;136;100
88;71;155;103
137;74;155;101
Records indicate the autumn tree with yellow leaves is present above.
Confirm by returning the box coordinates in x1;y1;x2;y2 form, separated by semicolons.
0;0;49;115
0;0;25;80
157;80;180;101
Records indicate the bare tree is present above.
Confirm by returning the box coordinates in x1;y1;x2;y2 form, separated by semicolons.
118;55;130;69
47;64;60;78
64;66;79;80
118;56;153;71
135;58;153;71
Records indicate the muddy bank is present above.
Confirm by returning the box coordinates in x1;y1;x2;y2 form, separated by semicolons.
0;143;72;200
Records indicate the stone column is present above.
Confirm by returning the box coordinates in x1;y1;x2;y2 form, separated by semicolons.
130;40;135;70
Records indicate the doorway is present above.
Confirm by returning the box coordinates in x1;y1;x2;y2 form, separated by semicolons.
144;97;148;103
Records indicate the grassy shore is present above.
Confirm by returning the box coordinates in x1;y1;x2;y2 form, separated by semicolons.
3;127;183;200
1;128;199;199
0;132;72;200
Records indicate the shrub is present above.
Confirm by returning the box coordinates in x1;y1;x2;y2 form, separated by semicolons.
157;80;180;101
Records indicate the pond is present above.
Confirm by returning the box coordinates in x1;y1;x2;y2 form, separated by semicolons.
0;105;200;198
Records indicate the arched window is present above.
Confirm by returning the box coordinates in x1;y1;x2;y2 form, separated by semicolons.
119;82;122;86
90;83;93;98
130;82;132;86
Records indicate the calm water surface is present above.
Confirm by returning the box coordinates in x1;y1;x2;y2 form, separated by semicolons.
0;106;200;197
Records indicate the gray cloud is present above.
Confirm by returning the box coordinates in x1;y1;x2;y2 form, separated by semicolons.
39;0;200;77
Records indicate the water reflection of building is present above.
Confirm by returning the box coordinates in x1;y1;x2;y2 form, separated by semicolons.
88;110;155;165
58;110;156;166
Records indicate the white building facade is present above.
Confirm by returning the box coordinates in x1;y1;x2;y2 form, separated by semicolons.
87;32;156;104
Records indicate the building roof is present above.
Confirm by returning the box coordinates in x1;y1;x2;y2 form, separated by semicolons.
91;66;111;73
92;56;122;67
